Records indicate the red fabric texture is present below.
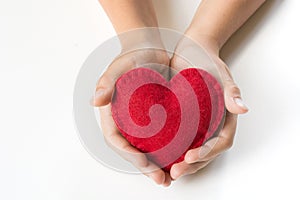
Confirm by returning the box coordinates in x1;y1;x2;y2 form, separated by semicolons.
111;67;225;172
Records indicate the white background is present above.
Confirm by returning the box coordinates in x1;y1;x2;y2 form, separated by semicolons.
1;0;300;199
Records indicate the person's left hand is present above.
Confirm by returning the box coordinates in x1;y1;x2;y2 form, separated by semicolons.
169;35;249;180
92;47;172;186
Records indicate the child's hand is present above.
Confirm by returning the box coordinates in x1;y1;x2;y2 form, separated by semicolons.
169;35;249;180
92;48;172;186
96;0;264;185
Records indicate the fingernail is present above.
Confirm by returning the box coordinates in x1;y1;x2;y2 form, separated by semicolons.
185;151;197;163
171;168;181;180
95;89;104;99
90;89;104;105
173;172;182;180
185;155;194;163
234;97;249;110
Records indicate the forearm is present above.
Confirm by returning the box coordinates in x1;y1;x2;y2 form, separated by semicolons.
186;0;266;54
99;0;158;33
99;0;163;50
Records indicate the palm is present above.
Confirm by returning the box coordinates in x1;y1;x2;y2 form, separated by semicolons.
169;45;241;179
94;49;172;186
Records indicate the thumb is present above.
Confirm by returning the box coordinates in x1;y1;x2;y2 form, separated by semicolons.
223;78;249;114
91;71;115;107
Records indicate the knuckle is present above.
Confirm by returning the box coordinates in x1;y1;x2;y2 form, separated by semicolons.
170;56;179;67
223;138;234;149
216;59;232;76
97;73;113;88
103;136;112;146
103;136;119;152
217;60;228;71
225;82;241;97
171;55;189;68
103;129;115;140
154;172;165;185
189;168;199;175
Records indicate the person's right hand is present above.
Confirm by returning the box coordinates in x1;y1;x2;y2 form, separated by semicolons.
169;34;249;179
91;48;172;187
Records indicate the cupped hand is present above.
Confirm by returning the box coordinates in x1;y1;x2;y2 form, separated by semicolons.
92;47;173;186
169;35;249;180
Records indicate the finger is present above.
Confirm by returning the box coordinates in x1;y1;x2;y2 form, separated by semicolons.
92;71;116;107
169;54;193;80
181;160;211;177
99;104;149;168
140;162;167;185
97;86;169;186
99;95;168;186
162;173;172;187
170;160;211;180
170;54;191;71
220;65;249;114
92;57;133;107
185;112;237;163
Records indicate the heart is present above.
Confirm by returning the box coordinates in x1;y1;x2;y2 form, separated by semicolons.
111;67;225;172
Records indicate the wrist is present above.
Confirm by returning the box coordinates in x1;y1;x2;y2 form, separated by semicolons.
118;28;166;53
184;28;221;57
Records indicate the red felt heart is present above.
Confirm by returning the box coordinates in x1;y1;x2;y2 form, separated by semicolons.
111;67;225;172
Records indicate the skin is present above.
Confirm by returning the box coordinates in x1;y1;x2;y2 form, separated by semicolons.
94;0;266;186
